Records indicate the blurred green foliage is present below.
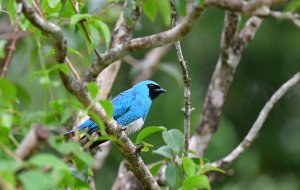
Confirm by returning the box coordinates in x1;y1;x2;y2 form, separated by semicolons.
0;0;300;189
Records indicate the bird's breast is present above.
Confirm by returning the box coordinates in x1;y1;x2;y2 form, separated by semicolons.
125;118;144;135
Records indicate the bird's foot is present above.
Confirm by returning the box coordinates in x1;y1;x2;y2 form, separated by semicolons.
119;126;128;132
135;143;144;155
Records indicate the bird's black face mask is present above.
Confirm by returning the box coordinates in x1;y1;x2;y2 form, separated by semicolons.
147;84;166;100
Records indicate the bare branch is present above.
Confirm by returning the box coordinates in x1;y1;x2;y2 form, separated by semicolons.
190;14;263;156
84;5;204;82
205;0;287;13
1;2;22;78
212;72;300;168
15;125;50;160
170;0;192;157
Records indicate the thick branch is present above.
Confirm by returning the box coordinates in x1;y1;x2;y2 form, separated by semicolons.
15;125;49;160
212;72;300;168
190;14;262;156
84;5;204;82
205;0;287;13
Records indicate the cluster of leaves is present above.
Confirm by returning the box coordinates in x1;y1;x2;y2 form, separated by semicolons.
134;127;224;190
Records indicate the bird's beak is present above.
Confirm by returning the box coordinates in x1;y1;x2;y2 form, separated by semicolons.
155;88;167;94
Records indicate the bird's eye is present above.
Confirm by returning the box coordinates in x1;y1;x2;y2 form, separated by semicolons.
149;84;154;88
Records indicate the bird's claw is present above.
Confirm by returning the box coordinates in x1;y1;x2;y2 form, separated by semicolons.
120;126;128;132
135;144;144;155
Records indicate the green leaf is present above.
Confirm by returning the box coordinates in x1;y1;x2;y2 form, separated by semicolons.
142;0;157;22
174;0;187;16
0;39;7;59
150;162;163;176
153;145;174;159
70;14;91;26
201;165;225;174
165;162;182;188
29;153;66;169
19;170;49;190
42;0;62;15
46;0;60;8
87;82;99;99
87;24;100;48
48;64;70;75
0;79;17;103
183;175;211;190
100;100;113;119
156;0;171;26
162;129;184;155
67;47;83;57
182;157;196;176
92;18;111;48
46;47;83;58
285;0;300;11
0;126;9;143
0;0;2;12
7;0;16;24
135;126;166;144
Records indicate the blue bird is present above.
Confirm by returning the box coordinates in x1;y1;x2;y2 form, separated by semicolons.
65;80;166;148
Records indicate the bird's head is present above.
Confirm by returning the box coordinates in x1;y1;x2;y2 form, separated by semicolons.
133;80;166;100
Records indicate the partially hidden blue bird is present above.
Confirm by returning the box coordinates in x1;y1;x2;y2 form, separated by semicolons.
65;80;166;148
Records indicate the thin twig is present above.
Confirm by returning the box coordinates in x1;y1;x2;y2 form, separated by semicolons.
169;0;192;157
212;72;300;168
66;56;81;81
1;2;22;78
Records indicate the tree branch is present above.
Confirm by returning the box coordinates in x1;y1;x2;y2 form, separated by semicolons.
1;2;22;78
212;72;300;168
190;14;263;156
84;4;204;82
170;0;192;157
15;125;50;160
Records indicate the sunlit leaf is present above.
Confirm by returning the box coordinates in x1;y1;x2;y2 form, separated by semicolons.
182;157;196;176
155;0;171;26
100;100;113;119
46;0;60;8
183;174;211;190
162;129;184;155
142;0;157;22
201;165;225;174
87;82;99;100
19;170;49;190
135;126;166;144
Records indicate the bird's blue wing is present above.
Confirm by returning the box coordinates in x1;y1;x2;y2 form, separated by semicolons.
112;89;151;126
